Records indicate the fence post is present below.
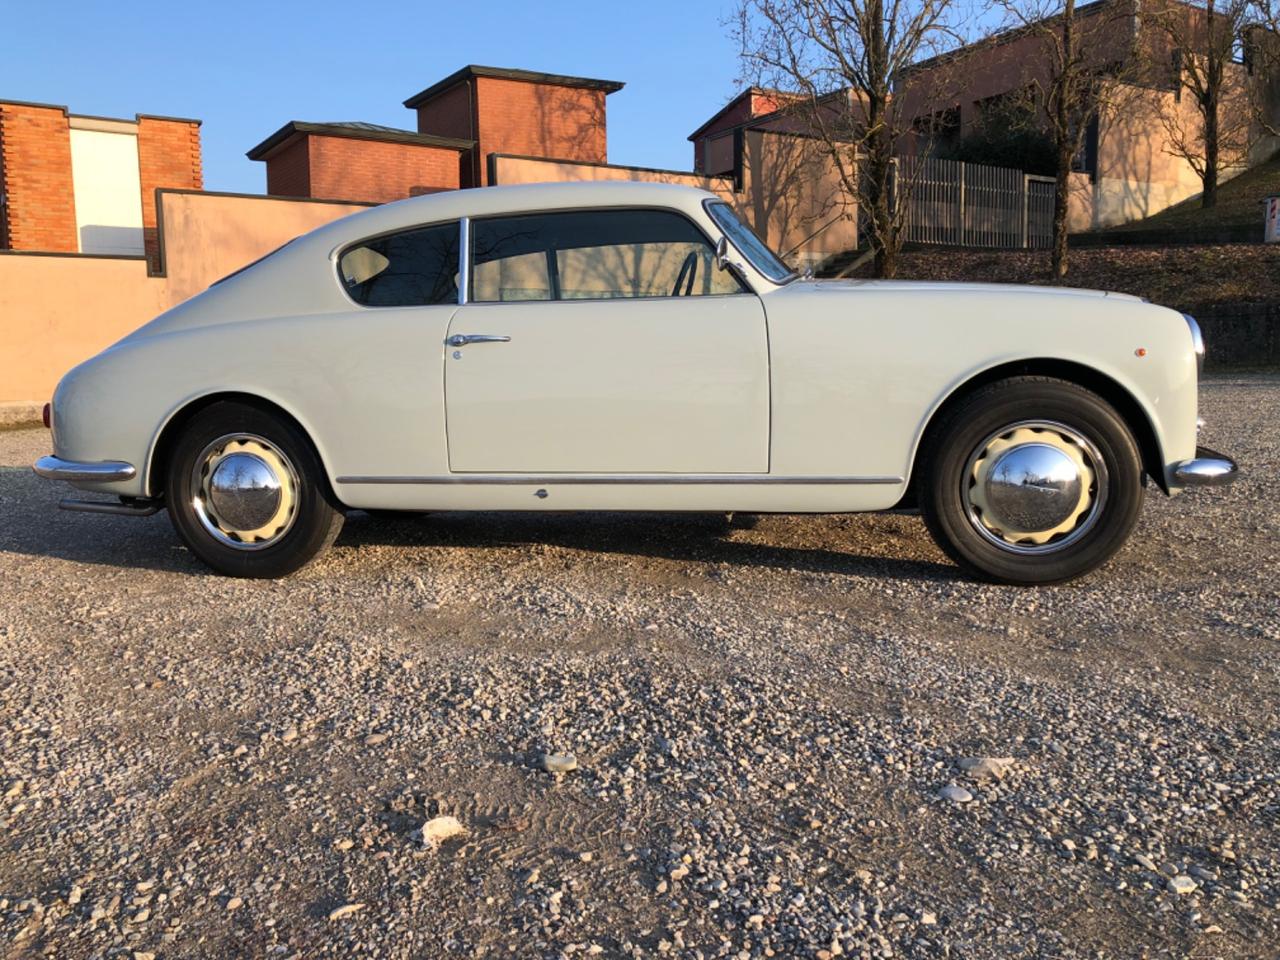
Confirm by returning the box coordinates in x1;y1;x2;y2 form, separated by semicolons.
1021;175;1030;249
958;162;966;246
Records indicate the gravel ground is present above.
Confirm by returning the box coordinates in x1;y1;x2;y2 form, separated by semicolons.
0;374;1276;960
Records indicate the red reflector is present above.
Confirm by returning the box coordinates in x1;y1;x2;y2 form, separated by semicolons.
42;403;51;429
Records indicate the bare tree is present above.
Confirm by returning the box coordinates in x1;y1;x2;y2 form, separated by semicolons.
731;0;962;278
983;0;1143;278
1141;0;1279;209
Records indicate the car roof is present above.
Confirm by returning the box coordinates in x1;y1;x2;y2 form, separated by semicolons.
304;181;724;249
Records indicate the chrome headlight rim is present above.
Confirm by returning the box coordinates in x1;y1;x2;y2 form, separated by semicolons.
1182;313;1205;374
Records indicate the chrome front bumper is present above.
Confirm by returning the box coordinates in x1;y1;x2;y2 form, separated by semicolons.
1172;446;1238;487
33;455;136;483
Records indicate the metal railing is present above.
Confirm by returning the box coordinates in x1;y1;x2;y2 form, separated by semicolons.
898;157;1056;250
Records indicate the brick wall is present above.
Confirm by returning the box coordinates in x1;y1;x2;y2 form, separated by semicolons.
265;137;311;197
472;78;607;184
414;83;477;186
0;128;7;248
0;102;77;252
137;116;202;267
305;135;462;202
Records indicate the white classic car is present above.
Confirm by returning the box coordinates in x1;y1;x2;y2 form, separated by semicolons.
35;182;1236;583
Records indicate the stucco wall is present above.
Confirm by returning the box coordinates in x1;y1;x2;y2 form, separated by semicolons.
0;191;369;404
0;253;163;403
491;143;858;268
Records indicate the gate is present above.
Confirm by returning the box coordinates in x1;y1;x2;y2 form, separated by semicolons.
898;157;1056;250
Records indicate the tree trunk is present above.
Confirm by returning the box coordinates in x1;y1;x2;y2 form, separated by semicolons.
865;144;897;279
1051;0;1076;279
863;0;898;279
1052;156;1072;280
1201;0;1221;209
1202;85;1220;209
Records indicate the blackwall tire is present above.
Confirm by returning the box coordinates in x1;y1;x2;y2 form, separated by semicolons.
165;402;344;578
919;377;1144;585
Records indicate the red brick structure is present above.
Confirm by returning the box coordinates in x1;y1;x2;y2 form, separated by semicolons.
0;101;79;252
246;67;625;198
246;122;471;203
405;66;624;187
137;115;203;263
688;87;801;175
0;100;201;264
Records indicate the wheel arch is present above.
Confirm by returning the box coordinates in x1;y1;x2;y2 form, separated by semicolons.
905;358;1168;504
146;391;340;503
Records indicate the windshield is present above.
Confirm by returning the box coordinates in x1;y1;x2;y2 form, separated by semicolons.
705;201;796;285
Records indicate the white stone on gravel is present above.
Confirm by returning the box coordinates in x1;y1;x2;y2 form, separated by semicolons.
957;756;1014;780
327;903;365;921
420;815;465;844
1168;876;1198;895
541;752;578;773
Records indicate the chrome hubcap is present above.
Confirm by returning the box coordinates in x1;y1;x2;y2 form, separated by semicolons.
963;420;1107;555
192;434;298;550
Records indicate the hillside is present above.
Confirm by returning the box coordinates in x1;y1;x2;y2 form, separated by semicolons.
849;244;1280;308
1108;155;1280;234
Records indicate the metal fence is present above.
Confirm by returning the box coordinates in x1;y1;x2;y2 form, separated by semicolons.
898;157;1056;250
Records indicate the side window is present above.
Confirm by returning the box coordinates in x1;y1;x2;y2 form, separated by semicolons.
470;209;745;303
339;221;459;307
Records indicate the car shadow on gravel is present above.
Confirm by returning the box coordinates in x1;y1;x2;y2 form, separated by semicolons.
1;472;957;581
340;510;962;583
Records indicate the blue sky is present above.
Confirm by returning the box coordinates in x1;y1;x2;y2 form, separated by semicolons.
0;0;745;194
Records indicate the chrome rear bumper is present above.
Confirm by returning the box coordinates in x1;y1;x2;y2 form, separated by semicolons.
33;455;136;483
1172;446;1238;487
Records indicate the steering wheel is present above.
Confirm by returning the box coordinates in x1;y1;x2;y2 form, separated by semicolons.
671;252;698;297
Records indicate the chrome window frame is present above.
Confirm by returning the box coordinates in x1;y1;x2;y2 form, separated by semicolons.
332;218;464;310
458;217;471;305
702;198;797;286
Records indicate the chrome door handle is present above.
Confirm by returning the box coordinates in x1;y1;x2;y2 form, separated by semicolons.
448;334;511;347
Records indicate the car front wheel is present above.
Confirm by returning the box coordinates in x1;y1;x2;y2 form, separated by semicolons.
920;377;1144;585
165;402;344;578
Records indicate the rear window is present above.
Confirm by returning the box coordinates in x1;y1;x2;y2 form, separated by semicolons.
339;221;460;307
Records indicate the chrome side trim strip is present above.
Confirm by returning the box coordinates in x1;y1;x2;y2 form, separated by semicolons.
457;217;471;305
335;474;904;486
33;455;137;483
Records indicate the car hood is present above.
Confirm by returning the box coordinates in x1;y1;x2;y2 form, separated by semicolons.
790;278;1143;301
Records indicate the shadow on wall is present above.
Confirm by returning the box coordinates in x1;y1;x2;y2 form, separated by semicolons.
738;128;857;265
79;224;145;256
523;82;608;166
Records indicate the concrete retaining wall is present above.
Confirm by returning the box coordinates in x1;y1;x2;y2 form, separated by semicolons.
1187;301;1280;369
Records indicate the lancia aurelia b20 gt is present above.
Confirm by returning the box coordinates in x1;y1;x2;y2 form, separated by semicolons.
35;182;1236;583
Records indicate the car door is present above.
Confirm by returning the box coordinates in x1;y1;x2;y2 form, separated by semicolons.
443;208;769;474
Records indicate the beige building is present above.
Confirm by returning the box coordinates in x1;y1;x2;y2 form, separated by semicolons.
895;0;1280;229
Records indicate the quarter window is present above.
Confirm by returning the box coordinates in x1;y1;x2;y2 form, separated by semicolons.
470;209;746;303
339;221;459;307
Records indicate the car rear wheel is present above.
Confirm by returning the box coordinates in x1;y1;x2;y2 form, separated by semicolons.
165;402;344;578
919;377;1144;585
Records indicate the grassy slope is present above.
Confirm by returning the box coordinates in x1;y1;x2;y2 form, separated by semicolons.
1108;154;1280;233
876;244;1280;307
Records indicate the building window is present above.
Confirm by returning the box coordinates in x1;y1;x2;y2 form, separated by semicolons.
339;221;460;306
1072;115;1101;180
68;122;145;255
470;209;745;303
